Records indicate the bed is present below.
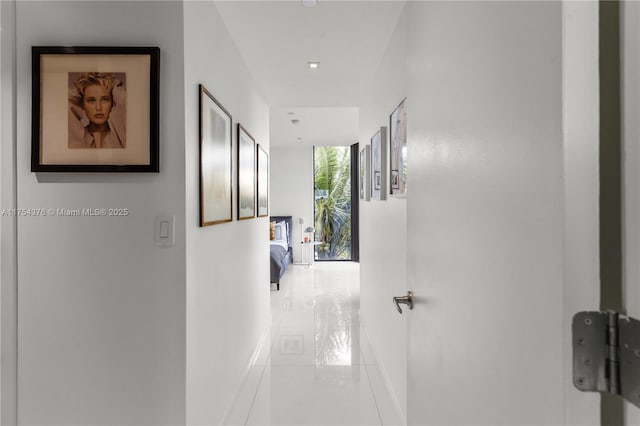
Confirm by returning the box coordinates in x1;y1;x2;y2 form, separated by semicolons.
270;216;293;290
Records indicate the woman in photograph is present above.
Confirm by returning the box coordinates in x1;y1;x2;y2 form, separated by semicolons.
68;72;126;148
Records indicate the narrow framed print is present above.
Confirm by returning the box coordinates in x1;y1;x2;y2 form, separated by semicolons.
257;144;269;217
391;170;400;190
371;126;387;201
31;46;160;172
389;98;407;195
360;145;371;201
237;124;256;220
199;85;233;227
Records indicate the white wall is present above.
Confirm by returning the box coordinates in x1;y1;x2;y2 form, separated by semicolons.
358;6;408;422
270;145;314;263
183;3;271;425
1;1;18;424
14;2;186;424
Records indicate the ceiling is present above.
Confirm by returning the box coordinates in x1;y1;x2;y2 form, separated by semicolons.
215;1;406;147
270;106;359;146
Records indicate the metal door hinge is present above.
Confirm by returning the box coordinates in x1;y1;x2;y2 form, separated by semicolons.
573;311;640;407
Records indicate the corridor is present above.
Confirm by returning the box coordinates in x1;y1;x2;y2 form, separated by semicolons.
226;263;403;425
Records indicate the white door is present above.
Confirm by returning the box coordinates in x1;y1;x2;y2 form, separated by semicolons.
405;2;600;425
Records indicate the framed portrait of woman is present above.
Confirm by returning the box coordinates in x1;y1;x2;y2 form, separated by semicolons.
31;46;160;172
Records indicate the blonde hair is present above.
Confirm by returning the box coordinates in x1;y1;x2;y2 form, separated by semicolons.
75;72;116;97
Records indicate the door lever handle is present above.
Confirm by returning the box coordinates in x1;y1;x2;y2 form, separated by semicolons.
393;291;413;314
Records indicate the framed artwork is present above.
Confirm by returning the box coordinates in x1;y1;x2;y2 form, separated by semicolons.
360;145;371;201
237;124;256;220
31;46;160;172
257;144;269;217
389;98;407;195
371;126;387;201
199;85;233;227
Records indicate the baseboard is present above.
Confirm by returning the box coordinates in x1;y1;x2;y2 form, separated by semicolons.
361;324;407;425
219;327;270;426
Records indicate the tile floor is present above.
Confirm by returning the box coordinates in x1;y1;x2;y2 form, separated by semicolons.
225;262;404;426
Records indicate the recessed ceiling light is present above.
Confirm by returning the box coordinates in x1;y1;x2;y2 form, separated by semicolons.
308;62;320;69
302;0;317;7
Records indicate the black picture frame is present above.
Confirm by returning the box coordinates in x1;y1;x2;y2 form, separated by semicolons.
237;124;256;220
31;46;160;172
199;85;233;227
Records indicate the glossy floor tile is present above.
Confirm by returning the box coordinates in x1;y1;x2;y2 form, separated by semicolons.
226;262;404;426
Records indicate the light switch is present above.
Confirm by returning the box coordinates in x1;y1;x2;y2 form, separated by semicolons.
155;215;174;247
159;221;169;238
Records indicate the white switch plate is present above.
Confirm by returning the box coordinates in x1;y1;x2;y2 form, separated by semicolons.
159;221;170;238
154;215;174;247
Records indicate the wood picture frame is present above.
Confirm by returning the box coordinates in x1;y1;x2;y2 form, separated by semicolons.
199;85;233;227
237;124;256;220
257;144;269;217
389;98;407;195
31;46;160;172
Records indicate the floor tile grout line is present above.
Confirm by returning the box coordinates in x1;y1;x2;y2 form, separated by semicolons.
361;349;385;426
243;333;274;426
244;279;292;426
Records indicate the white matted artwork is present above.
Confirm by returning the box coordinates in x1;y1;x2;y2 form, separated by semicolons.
237;124;256;220
389;98;407;196
360;145;371;201
257;144;269;217
199;84;232;226
371;126;387;201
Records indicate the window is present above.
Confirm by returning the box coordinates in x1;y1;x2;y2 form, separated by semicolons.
313;145;358;261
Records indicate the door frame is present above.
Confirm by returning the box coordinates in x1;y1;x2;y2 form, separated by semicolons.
599;0;624;423
350;143;359;262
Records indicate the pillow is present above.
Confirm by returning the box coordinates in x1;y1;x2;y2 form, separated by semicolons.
274;221;287;242
270;221;276;240
282;221;290;243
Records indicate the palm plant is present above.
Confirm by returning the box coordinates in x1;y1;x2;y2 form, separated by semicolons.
314;146;352;260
